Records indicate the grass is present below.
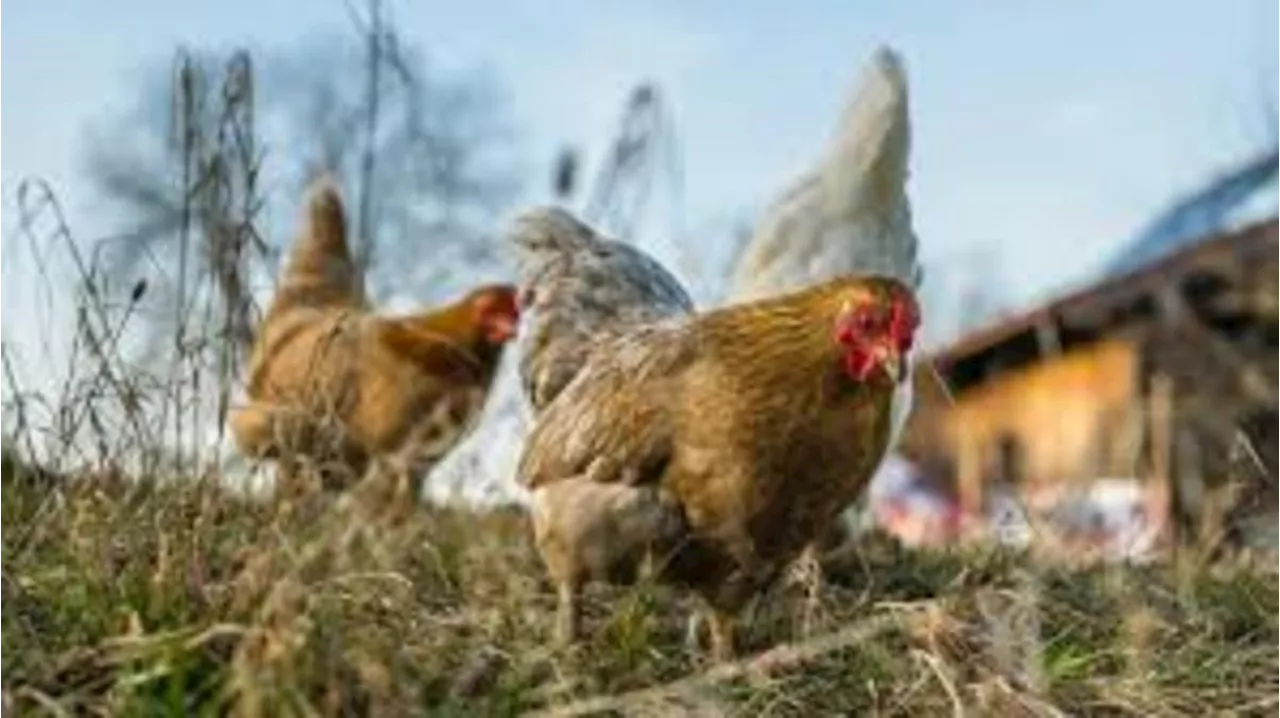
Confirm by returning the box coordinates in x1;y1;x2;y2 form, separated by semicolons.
2;452;1276;717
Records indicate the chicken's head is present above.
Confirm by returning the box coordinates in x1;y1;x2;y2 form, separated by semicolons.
470;284;520;345
833;280;919;384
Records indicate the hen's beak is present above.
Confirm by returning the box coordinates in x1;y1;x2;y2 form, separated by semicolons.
876;345;905;384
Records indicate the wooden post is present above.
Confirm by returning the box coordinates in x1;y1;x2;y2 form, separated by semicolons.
1034;317;1062;358
1148;373;1176;548
958;442;984;519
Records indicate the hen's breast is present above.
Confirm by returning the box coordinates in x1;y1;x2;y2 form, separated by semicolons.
670;369;895;567
755;391;894;558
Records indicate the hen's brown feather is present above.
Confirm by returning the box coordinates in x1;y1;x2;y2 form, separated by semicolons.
265;178;366;317
519;322;695;490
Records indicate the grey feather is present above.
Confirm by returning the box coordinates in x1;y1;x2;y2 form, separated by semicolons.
510;207;695;412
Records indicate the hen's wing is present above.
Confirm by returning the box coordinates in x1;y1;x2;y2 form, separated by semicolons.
517;323;695;490
731;46;921;300
510;207;695;412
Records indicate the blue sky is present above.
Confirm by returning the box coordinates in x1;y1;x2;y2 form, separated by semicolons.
2;1;1277;382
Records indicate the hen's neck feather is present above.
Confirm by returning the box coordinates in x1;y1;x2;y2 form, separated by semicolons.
693;278;868;385
381;301;503;382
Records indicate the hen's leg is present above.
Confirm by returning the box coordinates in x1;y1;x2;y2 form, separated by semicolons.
706;607;738;662
273;454;305;500
531;485;587;647
683;604;738;661
795;543;824;638
683;611;704;654
555;578;583;646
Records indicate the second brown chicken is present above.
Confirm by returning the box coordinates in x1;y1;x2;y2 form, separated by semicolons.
229;178;519;495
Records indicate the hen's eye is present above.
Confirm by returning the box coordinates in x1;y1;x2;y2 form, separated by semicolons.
855;312;877;333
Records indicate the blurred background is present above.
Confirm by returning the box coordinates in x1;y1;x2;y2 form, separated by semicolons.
2;1;1277;558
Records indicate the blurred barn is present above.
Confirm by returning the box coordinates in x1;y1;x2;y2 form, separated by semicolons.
903;151;1278;555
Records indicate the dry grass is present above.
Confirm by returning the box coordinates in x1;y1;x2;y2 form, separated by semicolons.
2;451;1275;717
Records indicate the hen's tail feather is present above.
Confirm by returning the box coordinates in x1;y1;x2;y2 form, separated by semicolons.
269;175;365;317
825;46;920;289
731;44;921;300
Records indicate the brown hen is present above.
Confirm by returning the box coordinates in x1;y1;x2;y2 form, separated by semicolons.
513;210;920;660
228;178;518;494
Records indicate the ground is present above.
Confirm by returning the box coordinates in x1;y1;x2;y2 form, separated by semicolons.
2;454;1276;717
